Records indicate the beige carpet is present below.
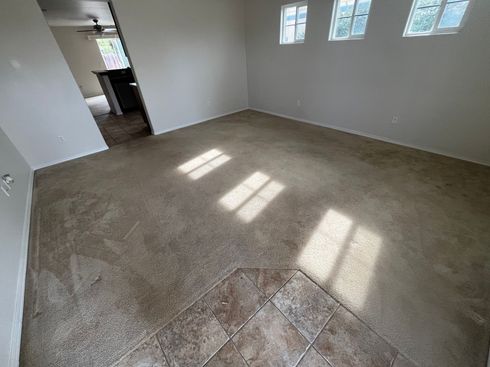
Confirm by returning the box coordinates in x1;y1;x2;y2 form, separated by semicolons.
21;110;490;367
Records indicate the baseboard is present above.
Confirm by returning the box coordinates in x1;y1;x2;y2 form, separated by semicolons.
487;343;490;367
32;145;109;171
31;107;250;170
8;169;34;367
152;107;249;136
250;108;489;167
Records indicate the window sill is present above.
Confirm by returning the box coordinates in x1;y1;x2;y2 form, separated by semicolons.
403;31;460;38
328;37;366;41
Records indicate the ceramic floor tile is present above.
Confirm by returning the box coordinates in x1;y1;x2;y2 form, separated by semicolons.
157;299;228;367
392;354;419;367
204;270;267;335
297;347;331;367
272;271;338;342
95;111;150;147
241;268;296;298
204;341;247;367
115;336;168;367
233;302;308;367
314;306;397;367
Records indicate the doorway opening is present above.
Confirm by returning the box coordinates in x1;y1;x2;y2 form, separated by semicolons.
38;0;152;148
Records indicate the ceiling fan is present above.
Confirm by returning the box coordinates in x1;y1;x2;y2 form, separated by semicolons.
77;19;117;34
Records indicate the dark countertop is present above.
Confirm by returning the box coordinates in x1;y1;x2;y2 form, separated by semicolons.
92;68;132;75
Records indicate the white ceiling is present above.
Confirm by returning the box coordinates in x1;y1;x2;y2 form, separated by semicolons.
37;0;115;27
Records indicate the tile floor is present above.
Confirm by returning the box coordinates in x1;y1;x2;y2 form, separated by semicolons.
96;111;151;147
113;269;418;367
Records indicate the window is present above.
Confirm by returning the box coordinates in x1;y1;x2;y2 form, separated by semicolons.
96;38;130;70
329;0;373;40
404;0;473;36
280;1;308;44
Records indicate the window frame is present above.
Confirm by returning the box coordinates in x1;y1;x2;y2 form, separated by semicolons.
329;0;373;41
403;0;474;37
280;1;309;45
95;37;130;70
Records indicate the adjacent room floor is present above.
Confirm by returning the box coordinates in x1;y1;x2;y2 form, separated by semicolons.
21;111;490;367
96;111;151;148
86;95;151;147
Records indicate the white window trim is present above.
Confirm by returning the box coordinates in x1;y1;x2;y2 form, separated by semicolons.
329;0;373;41
280;1;308;45
403;0;474;37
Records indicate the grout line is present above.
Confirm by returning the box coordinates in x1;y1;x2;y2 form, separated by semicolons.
111;268;407;367
267;271;339;342
225;269;300;364
201;297;231;366
218;269;299;342
390;352;399;367
155;333;172;367
298;270;403;359
290;299;341;367
230;338;251;366
309;304;341;367
110;267;239;367
241;268;298;302
198;268;299;367
311;345;334;367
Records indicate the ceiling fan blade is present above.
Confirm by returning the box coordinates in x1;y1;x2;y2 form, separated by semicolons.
77;30;95;32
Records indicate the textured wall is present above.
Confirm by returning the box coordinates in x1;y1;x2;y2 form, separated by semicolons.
245;0;490;165
111;0;249;134
0;128;32;367
0;0;107;169
50;27;106;98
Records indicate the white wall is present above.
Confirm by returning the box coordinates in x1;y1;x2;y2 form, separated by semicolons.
50;26;106;98
0;0;107;170
0;128;33;367
111;0;249;134
245;0;490;165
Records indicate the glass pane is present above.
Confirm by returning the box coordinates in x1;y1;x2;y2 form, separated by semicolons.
297;6;308;24
285;6;297;26
439;1;468;28
337;0;355;17
416;0;441;7
96;38;129;70
283;25;296;43
409;6;439;33
352;15;368;35
296;23;306;41
335;17;352;38
355;0;372;15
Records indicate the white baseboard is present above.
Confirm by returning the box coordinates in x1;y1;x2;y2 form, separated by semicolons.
152;107;249;136
8;169;34;367
32;108;251;170
32;145;109;171
250;108;489;167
